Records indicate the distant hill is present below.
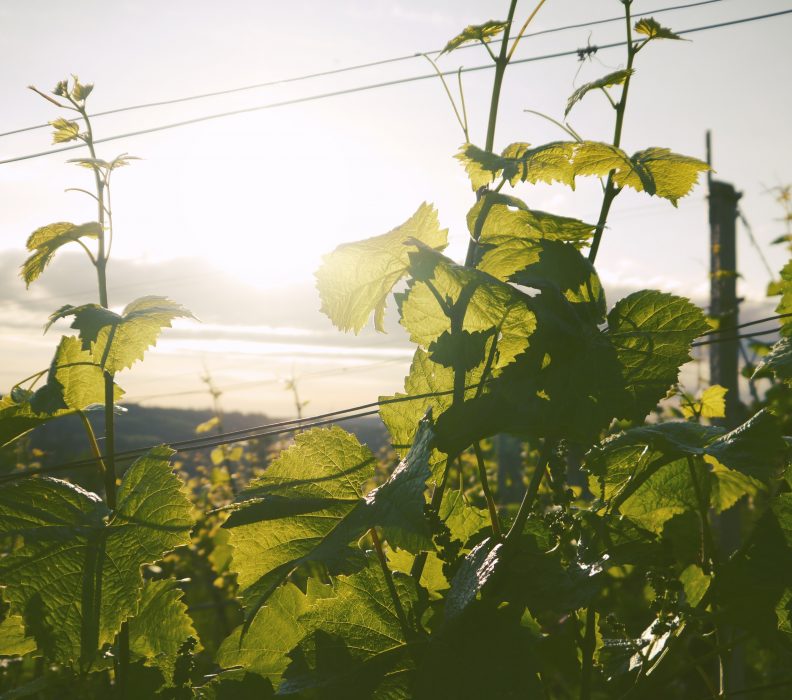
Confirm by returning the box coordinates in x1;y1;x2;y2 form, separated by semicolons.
20;403;389;468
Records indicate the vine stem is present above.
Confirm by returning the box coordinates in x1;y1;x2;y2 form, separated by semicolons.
505;441;554;543
687;456;725;694
587;0;635;265
371;528;411;641
473;442;503;538
74;92;129;695
580;605;597;700
77;411;106;476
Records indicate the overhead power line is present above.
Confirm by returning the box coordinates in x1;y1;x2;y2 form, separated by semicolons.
0;0;726;140
3;9;789;167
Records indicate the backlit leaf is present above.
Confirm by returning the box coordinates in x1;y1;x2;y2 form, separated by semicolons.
634;17;684;41
607;290;710;419
456;141;707;204
681;384;727;419
316;203;448;333
128;579;200;684
468;192;595;248
565;68;633;116
21;221;101;286
50;117;81;144
0;446;192;666
279;556;419;698
0;613;36;657
48;296;195;374
754;336;792;385
398;245;537;372
215;583;317;688
225;419;433;625
440;20;508;55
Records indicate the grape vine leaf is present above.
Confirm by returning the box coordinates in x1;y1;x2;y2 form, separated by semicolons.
216;583;321;688
607;290;710;419
0;336;123;447
433;289;708;453
0;446;192;667
469;192;596;249
398;245;537;372
565;68;633;117
456;141;708;204
29;335;119;415
586;411;786;531
681;384;727;419
634;17;684;41
0;613;36;657
225;419;434;627
379;349;458;484
279;556;420;698
754;336;792;385
47;296;195;374
440;20;508;55
128;579;200;685
50;118;81;144
617;148;711;205
315;203;448;333
21;221;101;287
775;260;792;337
193;669;275;699
480;238;606;324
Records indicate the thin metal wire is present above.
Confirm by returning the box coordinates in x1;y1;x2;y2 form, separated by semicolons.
4;9;790;167
0;0;727;140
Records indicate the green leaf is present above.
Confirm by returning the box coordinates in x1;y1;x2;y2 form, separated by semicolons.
754;336;792;384
427;329;492;371
70;77;94;102
21;221;101;286
363;416;434;552
481;238;606;324
775;261;792;337
565;69;633;117
315;203;448;333
446;537;501;619
30;335;119;415
225;419;433;625
48;296;195;374
50;117;81;144
634;17;684;41
681;384;727;419
279;556;419;698
440;20;508;55
68;154;138;172
617;148;710;206
215;583;316;688
705;409;788;482
0;613;36;657
469;192;596;248
128;579;200;685
586;421;719;505
0;355;123;448
379;349;456;484
193;670;275;699
0;446;192;666
456;141;708;204
679;564;710;607
607;290;710;419
586;411;786;530
398;245;537;373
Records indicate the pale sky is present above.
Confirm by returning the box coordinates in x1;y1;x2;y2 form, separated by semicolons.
1;0;790;418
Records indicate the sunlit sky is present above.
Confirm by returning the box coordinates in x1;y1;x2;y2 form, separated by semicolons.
1;0;790;418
